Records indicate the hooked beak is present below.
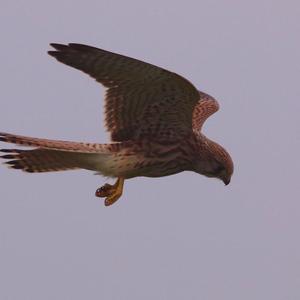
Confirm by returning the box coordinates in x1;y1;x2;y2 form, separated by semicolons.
223;177;231;186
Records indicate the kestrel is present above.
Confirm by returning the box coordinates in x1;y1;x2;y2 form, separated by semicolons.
0;43;233;206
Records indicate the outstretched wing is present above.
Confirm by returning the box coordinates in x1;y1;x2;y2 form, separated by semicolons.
48;43;201;141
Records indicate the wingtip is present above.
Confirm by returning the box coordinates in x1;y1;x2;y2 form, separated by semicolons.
48;43;99;54
47;50;60;58
49;43;67;50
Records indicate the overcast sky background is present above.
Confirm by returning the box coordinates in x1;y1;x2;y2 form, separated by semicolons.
0;1;299;299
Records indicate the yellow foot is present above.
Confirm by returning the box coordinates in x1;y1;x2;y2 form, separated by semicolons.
95;177;125;206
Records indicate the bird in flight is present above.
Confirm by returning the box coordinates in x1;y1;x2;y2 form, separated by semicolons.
0;43;233;206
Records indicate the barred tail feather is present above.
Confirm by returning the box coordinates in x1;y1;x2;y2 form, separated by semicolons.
0;132;108;152
0;132;117;175
2;148;75;172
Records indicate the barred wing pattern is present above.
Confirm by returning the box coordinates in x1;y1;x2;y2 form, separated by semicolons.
192;93;220;133
48;44;201;141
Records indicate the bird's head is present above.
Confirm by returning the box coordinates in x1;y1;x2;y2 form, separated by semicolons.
193;137;234;185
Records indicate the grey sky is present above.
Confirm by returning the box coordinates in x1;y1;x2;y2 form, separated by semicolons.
0;1;299;299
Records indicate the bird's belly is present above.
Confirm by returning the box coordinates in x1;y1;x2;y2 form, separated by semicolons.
91;141;191;179
120;160;187;179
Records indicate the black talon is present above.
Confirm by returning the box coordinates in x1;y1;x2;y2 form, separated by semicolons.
95;184;113;198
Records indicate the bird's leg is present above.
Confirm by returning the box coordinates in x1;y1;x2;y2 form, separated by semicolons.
95;177;125;206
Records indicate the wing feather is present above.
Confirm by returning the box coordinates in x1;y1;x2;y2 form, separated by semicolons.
48;43;201;141
192;93;220;133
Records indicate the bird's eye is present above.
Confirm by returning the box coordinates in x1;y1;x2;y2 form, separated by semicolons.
215;165;225;173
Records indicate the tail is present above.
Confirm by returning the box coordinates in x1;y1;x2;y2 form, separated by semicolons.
0;132;114;173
